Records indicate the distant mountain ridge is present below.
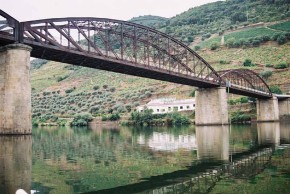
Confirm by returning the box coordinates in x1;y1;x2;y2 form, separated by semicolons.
129;15;168;28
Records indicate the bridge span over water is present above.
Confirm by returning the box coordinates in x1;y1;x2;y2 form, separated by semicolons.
0;10;289;134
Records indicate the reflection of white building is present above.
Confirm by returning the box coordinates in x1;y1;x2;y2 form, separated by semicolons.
138;132;197;151
136;98;195;114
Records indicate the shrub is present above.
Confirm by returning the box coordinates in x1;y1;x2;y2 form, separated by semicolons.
194;45;201;51
187;36;194;43
125;105;132;112
219;60;230;64
269;85;283;94
252;39;260;47
202;33;211;39
71;113;93;126
56;75;69;82
231;111;251;123
108;113;120;121
65;88;75;94
210;42;220;50
274;62;289;69
167;112;190;125
226;37;236;48
43;91;51;96
93;85;99;90
145;91;152;97
240;97;248;104
271;33;281;41
117;106;126;113
243;59;255;67
103;84;108;89
89;106;100;114
32;119;39;127
110;87;116;92
277;35;287;45
265;64;273;67
190;90;195;97
260;71;273;80
101;115;108;121
260;35;270;42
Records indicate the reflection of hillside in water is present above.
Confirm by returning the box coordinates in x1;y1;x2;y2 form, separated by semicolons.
2;123;288;194
138;132;197;151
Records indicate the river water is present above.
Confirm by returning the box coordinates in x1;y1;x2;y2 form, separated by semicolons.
0;123;290;194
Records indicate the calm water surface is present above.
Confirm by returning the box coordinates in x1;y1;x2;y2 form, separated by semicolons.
0;123;290;194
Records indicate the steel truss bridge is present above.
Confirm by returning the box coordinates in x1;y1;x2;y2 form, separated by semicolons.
0;10;273;99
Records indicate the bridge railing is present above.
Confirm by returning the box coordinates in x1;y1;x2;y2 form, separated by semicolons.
0;10;19;43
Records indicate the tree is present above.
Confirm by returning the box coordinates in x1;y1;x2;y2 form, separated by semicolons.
226;38;236;48
231;12;247;23
269;85;283;94
187;36;194;43
259;71;273;80
277;35;287;45
210;42;220;50
243;59;255;67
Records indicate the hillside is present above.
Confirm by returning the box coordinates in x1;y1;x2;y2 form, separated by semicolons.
140;0;290;44
30;0;290;125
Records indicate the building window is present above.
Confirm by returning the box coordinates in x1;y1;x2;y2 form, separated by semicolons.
162;109;165;112
180;106;183;110
157;109;160;112
168;107;171;111
173;107;178;111
186;106;190;109
193;104;195;107
140;110;143;112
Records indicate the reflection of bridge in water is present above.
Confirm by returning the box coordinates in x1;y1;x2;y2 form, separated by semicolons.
88;123;289;194
0;123;290;194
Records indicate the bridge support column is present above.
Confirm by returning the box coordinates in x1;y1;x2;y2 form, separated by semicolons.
257;97;279;122
195;87;229;125
278;98;290;117
0;44;32;134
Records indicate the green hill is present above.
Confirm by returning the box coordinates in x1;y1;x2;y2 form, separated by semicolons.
158;0;290;43
129;15;168;28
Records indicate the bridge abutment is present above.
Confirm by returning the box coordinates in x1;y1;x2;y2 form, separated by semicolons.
278;98;290;117
195;87;229;125
256;97;279;122
0;44;32;135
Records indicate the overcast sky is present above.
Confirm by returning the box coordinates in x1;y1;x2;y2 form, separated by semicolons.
1;0;220;21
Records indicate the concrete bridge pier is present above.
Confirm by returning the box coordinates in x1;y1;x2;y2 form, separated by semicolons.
278;98;290;117
195;87;229;125
0;44;32;135
256;97;279;122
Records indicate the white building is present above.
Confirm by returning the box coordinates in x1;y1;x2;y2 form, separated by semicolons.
136;98;195;114
138;132;197;151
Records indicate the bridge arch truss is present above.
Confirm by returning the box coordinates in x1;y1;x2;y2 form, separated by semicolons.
21;17;221;87
218;69;272;98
